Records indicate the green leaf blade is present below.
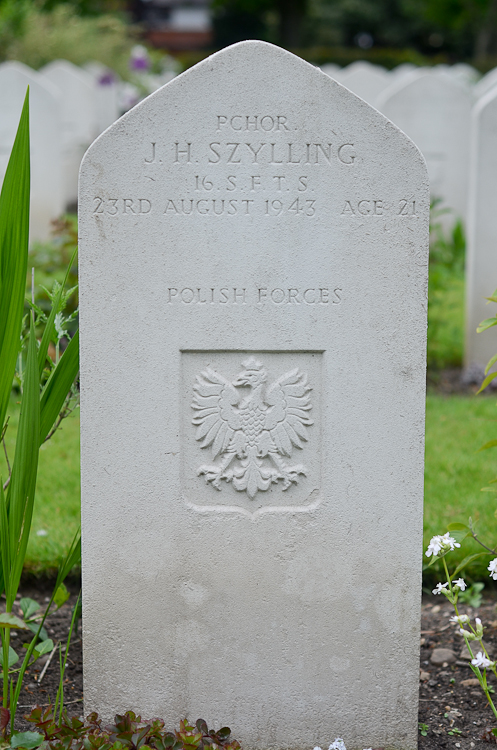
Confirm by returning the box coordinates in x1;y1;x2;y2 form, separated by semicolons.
0;89;30;434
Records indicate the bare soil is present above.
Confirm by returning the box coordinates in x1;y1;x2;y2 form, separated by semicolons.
7;582;497;747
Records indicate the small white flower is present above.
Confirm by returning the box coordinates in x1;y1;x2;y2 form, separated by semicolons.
433;582;449;595
453;578;467;591
441;532;461;551
450;614;470;624
426;532;460;558
475;617;484;637
459;628;477;640
328;741;347;750
426;535;444;557
489;558;497;580
471;651;494;669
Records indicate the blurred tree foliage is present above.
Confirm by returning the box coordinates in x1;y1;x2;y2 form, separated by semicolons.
0;0;137;77
213;0;497;63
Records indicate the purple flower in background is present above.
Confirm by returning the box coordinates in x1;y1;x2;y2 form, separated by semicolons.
130;45;150;72
98;71;117;86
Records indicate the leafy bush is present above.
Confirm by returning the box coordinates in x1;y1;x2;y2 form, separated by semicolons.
0;4;137;80
11;712;241;750
427;205;466;371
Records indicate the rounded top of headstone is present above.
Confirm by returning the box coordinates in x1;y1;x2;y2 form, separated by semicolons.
83;40;427;177
0;60;61;100
377;67;471;111
41;59;94;88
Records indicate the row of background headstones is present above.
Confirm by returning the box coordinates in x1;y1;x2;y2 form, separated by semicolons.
0;58;174;242
2;55;497;372
322;60;497;376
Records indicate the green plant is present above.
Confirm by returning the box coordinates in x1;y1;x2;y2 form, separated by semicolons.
426;533;497;731
427;200;466;371
418;722;429;737
54;591;81;723
0;91;81;733
458;581;485;608
447;727;462;736
11;712;242;750
0;5;138;80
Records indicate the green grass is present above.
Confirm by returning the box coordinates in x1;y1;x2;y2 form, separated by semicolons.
424;393;497;583
0;394;80;575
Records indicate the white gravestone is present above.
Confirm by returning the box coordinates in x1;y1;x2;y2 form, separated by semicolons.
0;61;63;241
41;59;97;206
335;60;391;105
465;87;497;372
377;70;471;224
475;67;497;99
79;41;429;750
83;62;120;134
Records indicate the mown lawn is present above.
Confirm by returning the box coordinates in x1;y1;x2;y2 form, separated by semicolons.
0;394;80;575
424;392;497;582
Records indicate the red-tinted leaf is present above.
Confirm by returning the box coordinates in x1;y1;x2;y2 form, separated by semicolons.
0;707;10;731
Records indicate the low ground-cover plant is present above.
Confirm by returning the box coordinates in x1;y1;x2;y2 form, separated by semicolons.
0;92;81;733
425;531;497;733
7;712;241;750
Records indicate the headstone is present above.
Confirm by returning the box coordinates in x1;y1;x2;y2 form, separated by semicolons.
40;59;97;206
319;63;341;79
0;61;63;241
79;41;429;750
475;67;497;98
83;62;120;134
377;70;471;224
450;62;480;87
390;63;417;82
335;60;391;105
465;87;497;372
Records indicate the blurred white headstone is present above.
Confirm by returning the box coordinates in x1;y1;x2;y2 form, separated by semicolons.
451;62;480;87
84;62;120;134
319;63;341;79
0;61;63;241
79;41;429;750
390;62;417;81
465;87;497;372
377;70;471;224
41;59;97;206
335;60;391;105
475;67;497;98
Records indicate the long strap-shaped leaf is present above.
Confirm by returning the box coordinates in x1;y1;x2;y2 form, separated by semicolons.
0;90;30;433
39;328;79;444
5;315;39;610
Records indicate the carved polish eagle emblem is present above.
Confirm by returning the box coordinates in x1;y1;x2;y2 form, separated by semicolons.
191;357;313;499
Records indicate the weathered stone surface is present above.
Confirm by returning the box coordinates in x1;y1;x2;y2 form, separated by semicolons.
79;41;429;750
465;87;497;371
430;647;456;665
0;61;63;240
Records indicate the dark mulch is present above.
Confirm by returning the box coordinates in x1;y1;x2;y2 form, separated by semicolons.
6;583;497;746
419;595;497;749
427;368;486;396
1;579;83;732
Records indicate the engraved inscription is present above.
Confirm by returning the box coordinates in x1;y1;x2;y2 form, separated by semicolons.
192;357;313;499
167;287;342;305
340;199;418;217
